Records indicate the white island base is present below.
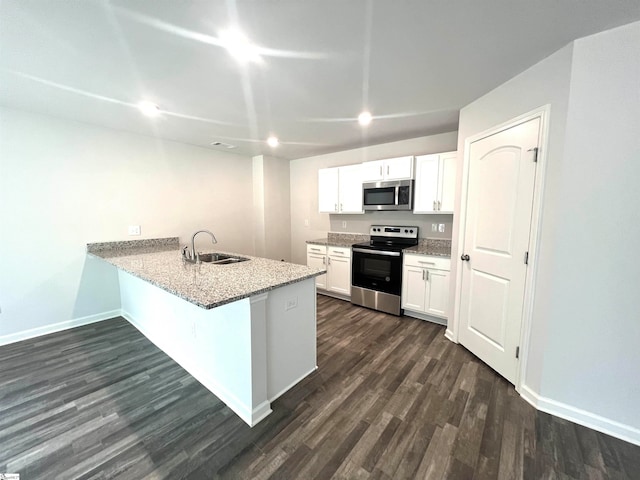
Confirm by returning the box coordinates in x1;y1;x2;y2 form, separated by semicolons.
118;270;317;426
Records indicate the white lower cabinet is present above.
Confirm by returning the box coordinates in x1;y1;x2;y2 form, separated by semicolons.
306;244;327;289
326;246;351;296
402;254;451;320
306;244;351;297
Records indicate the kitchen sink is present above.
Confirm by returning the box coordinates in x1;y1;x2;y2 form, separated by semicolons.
198;253;249;265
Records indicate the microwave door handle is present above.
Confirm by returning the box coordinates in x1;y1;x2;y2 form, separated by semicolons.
395;186;399;206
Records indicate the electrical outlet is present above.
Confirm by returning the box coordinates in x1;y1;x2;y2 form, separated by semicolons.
342;221;347;228
285;297;298;311
438;224;445;233
128;225;141;236
431;224;438;232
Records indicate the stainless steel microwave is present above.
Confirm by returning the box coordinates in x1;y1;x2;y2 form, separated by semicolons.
362;179;414;211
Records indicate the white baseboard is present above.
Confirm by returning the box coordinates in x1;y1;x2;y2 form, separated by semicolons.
403;309;447;326
520;384;640;447
444;329;457;343
0;310;121;346
269;365;318;403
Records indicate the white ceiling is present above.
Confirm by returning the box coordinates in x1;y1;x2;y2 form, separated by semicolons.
1;1;639;160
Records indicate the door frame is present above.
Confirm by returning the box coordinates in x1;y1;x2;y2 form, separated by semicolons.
448;105;551;391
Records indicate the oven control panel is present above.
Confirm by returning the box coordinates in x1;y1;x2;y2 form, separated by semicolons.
369;225;418;239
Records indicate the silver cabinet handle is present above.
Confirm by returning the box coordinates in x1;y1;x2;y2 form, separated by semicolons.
340;203;343;211
426;270;429;281
433;200;436;210
422;269;425;281
437;201;441;210
322;256;326;265
387;165;390;175
379;165;382;176
335;203;338;212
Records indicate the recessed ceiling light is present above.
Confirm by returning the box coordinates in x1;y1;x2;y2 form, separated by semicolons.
210;141;237;149
267;136;279;148
138;101;161;117
358;111;372;126
219;28;261;63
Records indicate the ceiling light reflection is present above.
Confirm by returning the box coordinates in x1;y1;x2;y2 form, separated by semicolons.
267;136;279;147
358;111;372;126
219;28;262;63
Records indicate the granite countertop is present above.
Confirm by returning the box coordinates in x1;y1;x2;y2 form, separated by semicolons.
307;232;369;248
404;238;452;258
87;238;325;310
307;233;452;257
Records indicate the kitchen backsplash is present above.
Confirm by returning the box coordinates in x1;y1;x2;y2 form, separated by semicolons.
328;211;453;239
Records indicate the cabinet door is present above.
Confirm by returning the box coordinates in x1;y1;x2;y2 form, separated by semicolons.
401;265;427;311
438;152;457;212
318;168;339;213
384;156;414;180
327;255;351;295
307;253;327;289
361;160;385;182
425;269;450;318
338;164;363;213
413;154;439;213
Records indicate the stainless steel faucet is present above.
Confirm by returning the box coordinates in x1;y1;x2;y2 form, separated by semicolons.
183;229;217;263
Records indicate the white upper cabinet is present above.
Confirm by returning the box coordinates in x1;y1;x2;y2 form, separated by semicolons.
318;167;340;213
413;151;457;213
361;156;414;182
318;164;364;214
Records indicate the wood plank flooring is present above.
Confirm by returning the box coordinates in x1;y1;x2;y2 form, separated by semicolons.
1;295;639;479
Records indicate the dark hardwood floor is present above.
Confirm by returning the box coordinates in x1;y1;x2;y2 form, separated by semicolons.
1;295;638;479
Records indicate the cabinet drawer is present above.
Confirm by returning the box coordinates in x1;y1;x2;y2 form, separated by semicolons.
307;244;327;255
327;246;351;258
404;254;450;271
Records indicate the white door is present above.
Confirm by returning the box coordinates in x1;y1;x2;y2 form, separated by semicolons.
361;160;385;182
438;152;457;212
307;253;326;289
458;117;540;384
401;265;427;311
413;154;439;213
327;255;351;295
318;168;339;213
425;269;449;318
338;164;363;213
384;156;414;180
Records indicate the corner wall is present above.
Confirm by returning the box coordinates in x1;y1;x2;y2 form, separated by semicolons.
0;107;255;342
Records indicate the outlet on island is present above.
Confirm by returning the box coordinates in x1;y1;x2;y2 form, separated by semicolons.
285;297;298;311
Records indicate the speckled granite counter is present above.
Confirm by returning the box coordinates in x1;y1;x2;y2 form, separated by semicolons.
87;238;325;309
404;238;452;257
307;232;369;248
307;233;451;257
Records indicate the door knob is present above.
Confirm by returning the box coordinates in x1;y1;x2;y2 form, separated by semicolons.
461;254;470;261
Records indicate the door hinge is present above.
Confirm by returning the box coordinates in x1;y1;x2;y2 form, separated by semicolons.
524;251;529;265
516;346;520;359
528;147;539;162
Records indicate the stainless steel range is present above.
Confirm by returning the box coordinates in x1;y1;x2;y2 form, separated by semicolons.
351;225;419;316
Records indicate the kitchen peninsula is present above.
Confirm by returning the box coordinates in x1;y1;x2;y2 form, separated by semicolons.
87;237;324;426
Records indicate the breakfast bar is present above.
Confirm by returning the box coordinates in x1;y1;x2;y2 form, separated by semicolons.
87;237;324;426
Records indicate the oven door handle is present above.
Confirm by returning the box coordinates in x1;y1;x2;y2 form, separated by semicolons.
352;248;401;257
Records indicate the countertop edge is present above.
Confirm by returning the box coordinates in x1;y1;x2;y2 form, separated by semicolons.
88;250;326;310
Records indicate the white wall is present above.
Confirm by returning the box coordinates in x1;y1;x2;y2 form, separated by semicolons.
289;132;458;264
0;107;254;341
454;21;640;440
534;22;640;429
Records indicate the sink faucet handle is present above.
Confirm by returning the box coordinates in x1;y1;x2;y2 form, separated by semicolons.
182;245;190;259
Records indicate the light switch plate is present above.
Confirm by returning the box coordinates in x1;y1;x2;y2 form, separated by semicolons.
128;225;141;236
